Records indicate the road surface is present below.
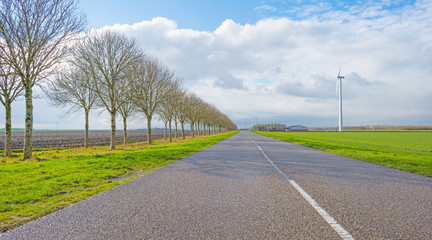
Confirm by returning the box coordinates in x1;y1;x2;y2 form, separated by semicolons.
1;132;431;239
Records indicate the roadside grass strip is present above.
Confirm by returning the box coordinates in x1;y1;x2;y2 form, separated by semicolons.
0;131;238;233
254;131;432;177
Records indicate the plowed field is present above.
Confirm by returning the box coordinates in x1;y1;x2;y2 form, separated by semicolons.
0;130;190;149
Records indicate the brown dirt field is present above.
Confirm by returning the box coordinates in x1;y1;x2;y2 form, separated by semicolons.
0;130;191;149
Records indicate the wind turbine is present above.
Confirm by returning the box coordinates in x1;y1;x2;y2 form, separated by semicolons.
336;68;344;132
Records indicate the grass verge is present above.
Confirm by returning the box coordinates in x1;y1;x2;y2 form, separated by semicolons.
0;131;238;233
254;131;432;177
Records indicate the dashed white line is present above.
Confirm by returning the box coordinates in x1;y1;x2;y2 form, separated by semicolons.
251;138;355;240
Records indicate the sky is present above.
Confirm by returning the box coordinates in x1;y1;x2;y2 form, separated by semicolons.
5;0;432;129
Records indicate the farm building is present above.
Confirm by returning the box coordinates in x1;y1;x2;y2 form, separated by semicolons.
285;125;309;132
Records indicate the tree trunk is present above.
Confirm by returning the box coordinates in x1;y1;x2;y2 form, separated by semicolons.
190;121;194;138
199;122;202;136
4;99;12;157
84;109;89;148
23;85;33;159
174;120;178;138
110;111;116;150
164;122;167;140
123;116;127;146
197;122;200;136
181;121;185;140
169;120;172;142
147;116;152;145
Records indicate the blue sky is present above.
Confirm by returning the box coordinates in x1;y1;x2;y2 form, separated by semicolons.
6;0;432;129
80;0;416;30
80;0;260;31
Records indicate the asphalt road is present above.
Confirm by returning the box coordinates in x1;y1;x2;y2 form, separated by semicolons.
1;131;431;239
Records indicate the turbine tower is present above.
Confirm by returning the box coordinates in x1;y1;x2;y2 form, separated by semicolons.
336;68;344;132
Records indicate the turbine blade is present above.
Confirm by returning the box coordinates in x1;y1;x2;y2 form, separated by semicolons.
338;66;342;77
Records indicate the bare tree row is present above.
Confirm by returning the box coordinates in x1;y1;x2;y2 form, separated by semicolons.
0;0;236;158
47;30;237;150
158;89;237;142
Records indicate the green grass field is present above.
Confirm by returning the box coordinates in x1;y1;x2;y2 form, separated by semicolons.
0;131;238;233
272;132;432;151
255;131;432;177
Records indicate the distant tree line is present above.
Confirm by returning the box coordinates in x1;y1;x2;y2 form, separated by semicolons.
0;0;236;159
252;123;286;131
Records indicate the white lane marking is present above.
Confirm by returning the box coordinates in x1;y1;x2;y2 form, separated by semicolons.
251;138;355;240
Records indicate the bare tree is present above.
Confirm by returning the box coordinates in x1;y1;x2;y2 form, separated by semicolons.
74;30;143;150
0;0;86;159
175;90;189;140
117;92;136;146
0;57;23;156
118;64;136;145
202;104;217;135
172;88;185;139
157;85;181;142
158;113;169;140
199;103;212;136
46;65;97;148
117;63;138;145
183;92;203;138
158;101;170;141
132;56;178;145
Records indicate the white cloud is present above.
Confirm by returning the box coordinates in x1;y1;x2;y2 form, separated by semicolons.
254;5;278;17
254;5;277;12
